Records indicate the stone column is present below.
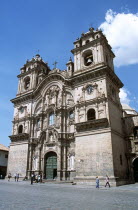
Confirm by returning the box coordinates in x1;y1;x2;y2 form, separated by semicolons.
20;78;23;93
17;78;21;93
42;97;45;111
77;107;80;123
63;111;66;133
12;123;15;135
55;91;58;107
47;94;50;105
84;106;86;121
40;116;43;131
59;112;62;131
95;103;99;119
63;92;66;107
57;144;62;181
37;147;41;172
27;144;32;178
100;45;104;62
63;145;67;180
103;101;107;118
82;89;85;101
27;121;30;133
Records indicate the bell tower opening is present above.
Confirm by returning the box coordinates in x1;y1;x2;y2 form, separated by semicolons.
87;109;95;121
83;50;93;66
24;76;30;90
18;125;23;134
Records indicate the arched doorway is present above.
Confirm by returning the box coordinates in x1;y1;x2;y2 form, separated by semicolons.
45;152;57;180
133;158;138;182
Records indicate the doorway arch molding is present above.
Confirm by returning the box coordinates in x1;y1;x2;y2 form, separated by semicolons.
132;156;138;163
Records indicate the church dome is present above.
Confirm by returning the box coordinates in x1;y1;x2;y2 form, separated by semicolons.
122;103;137;115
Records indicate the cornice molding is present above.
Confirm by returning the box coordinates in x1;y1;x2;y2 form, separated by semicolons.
75;118;109;132
11;66;123;105
9;133;29;142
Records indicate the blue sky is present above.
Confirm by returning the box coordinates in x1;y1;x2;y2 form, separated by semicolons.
0;0;138;146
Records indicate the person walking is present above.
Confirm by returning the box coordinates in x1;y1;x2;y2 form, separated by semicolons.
8;173;11;181
38;174;41;183
31;173;34;185
40;173;42;183
17;173;19;182
105;175;110;188
14;174;17;182
96;176;99;188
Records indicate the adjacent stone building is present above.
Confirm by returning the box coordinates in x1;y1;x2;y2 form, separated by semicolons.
7;28;138;185
0;144;9;178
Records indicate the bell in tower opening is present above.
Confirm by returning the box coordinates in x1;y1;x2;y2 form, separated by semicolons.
83;50;93;66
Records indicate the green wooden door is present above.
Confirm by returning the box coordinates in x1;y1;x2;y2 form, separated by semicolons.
46;152;57;179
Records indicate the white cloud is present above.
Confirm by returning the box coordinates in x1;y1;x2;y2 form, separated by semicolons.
99;9;138;67
119;88;130;104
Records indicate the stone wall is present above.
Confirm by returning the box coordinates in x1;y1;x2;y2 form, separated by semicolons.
111;133;129;179
7;142;28;177
75;130;114;178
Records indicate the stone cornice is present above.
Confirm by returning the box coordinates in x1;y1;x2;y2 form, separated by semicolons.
75;118;109;132
18;60;50;78
72;36;114;57
72;65;123;88
11;66;123;105
11;92;33;104
9;133;29;142
17;67;38;78
72;38;99;53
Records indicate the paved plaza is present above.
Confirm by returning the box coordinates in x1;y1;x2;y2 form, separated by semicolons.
0;180;138;210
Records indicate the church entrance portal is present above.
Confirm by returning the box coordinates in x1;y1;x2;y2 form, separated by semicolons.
45;152;57;180
133;158;138;182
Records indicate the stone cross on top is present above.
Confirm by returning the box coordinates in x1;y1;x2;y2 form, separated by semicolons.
53;61;58;69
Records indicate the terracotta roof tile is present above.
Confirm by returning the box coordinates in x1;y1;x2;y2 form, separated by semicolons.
0;144;9;151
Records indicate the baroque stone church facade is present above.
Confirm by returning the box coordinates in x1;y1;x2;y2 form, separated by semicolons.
7;28;137;185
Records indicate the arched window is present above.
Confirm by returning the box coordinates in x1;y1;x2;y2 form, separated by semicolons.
87;109;95;121
49;112;54;125
24;76;30;90
69;110;74;119
18;125;23;134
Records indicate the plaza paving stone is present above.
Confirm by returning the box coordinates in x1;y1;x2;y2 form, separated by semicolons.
0;180;138;210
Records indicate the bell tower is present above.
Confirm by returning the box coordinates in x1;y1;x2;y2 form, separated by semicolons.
71;27;114;73
71;28;130;186
17;54;50;96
